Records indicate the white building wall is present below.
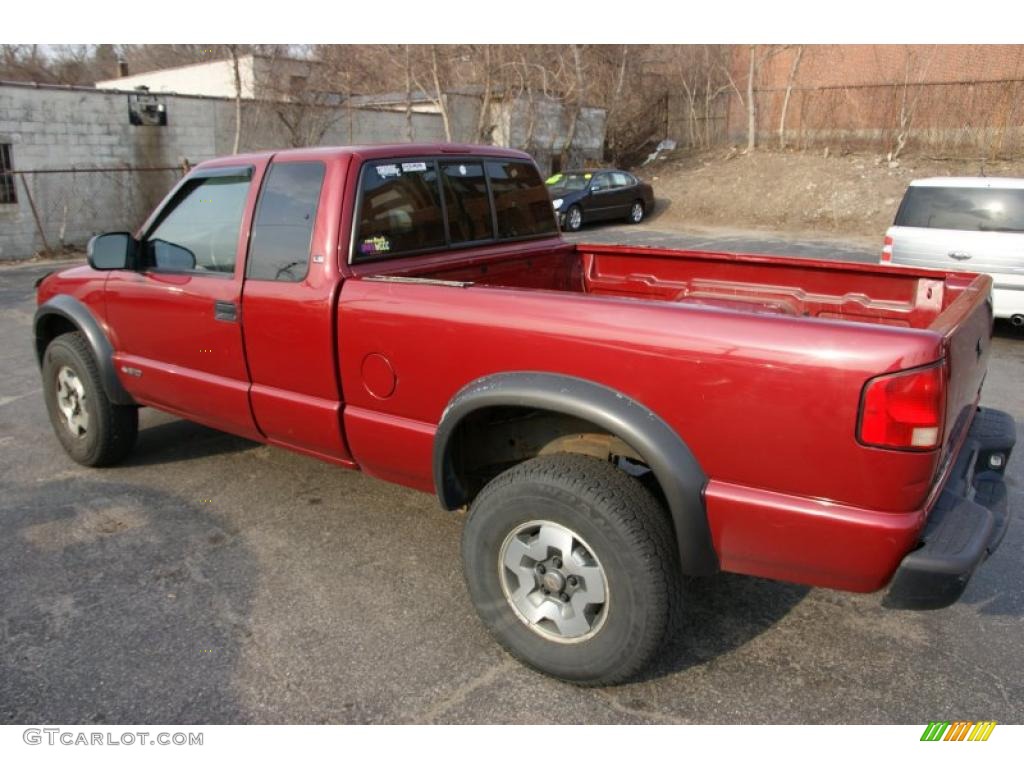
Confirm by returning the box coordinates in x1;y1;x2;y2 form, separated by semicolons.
96;57;258;98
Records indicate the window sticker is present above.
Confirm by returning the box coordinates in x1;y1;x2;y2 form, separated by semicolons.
584;173;592;180
376;164;401;179
545;173;563;185
458;164;468;176
359;235;391;254
401;162;427;172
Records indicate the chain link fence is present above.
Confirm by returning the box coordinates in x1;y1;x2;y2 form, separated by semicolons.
8;165;187;256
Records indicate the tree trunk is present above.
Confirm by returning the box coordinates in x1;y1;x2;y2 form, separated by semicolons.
404;45;414;142
230;46;242;154
746;45;757;153
431;46;452;142
778;46;803;149
475;45;493;143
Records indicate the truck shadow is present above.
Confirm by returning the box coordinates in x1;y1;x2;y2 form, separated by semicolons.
0;479;257;723
640;573;810;682
993;319;1023;340
125;418;258;468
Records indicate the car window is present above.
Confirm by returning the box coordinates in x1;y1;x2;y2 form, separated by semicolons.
485;160;558;239
611;172;632;188
247;162;325;282
441;161;494;244
147;174;251;273
591;173;612;192
895;186;1024;233
356;161;445;258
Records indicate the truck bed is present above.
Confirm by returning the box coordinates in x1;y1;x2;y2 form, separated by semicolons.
346;240;993;592
386;242;985;330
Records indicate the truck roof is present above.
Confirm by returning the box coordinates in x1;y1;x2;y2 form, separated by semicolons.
195;143;535;170
909;176;1024;189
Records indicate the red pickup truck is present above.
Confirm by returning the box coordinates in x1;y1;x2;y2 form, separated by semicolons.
34;144;1015;685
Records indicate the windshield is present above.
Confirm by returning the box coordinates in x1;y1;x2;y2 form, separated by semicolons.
546;172;591;192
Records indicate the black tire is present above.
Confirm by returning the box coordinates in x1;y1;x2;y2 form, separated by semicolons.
563;204;583;232
42;331;138;467
627;200;645;225
461;454;679;686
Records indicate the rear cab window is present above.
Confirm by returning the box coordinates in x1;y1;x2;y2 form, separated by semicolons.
353;156;556;261
895;186;1024;233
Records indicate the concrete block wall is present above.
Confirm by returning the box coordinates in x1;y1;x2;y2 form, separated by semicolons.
0;83;217;260
0;82;449;260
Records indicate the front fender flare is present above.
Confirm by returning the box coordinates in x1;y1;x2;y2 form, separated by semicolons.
433;371;717;576
34;295;135;406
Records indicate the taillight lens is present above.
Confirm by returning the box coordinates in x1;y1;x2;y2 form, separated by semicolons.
881;234;893;263
858;364;946;450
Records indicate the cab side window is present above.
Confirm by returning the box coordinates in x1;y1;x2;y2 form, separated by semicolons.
356;161;445;258
485;160;558;239
247;162;325;282
146;174;252;274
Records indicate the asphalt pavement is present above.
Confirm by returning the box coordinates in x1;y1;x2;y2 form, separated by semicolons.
1;225;1022;724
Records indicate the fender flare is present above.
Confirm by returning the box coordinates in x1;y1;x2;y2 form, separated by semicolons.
433;371;718;576
34;295;135;406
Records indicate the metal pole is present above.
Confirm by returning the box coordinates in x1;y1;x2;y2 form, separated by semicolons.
19;175;52;255
9;166;182;175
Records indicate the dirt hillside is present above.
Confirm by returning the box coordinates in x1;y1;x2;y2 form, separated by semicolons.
635;149;1024;244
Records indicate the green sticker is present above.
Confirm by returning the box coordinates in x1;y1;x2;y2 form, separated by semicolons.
545;173;563;185
584;173;592;180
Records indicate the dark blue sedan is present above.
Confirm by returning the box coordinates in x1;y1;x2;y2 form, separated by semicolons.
546;169;655;232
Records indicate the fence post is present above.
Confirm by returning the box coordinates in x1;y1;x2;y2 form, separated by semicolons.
19;174;52;256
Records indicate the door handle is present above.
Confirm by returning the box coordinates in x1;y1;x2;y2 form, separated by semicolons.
949;251;972;261
214;300;238;322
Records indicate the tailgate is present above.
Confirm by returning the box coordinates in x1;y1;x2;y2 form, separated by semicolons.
930;273;994;460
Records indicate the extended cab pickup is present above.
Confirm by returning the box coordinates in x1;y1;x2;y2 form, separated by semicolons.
35;144;1016;685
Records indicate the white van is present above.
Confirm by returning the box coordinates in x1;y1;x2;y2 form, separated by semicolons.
883;177;1024;326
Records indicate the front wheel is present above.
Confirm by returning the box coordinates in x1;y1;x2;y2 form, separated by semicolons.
461;454;679;685
42;331;138;467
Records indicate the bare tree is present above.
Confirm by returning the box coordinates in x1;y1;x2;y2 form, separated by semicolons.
778;46;804;149
404;45;414;141
890;46;935;161
228;45;243;154
406;45;453;141
746;45;757;153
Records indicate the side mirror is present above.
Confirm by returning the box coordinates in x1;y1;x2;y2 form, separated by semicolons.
87;232;135;270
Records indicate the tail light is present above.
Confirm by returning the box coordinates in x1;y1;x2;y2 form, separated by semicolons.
881;234;893;262
858;363;946;450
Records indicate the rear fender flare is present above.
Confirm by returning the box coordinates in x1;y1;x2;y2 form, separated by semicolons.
433;371;717;576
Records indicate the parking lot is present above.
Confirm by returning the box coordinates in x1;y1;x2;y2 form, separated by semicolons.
1;225;1022;724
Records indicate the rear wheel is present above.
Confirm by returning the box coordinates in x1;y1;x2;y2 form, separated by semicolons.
42;331;137;467
627;200;645;224
461;454;679;685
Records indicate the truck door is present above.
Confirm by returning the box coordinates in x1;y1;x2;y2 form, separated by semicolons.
105;163;266;440
239;154;355;465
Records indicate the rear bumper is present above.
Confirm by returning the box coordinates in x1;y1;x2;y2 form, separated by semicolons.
883;407;1016;610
